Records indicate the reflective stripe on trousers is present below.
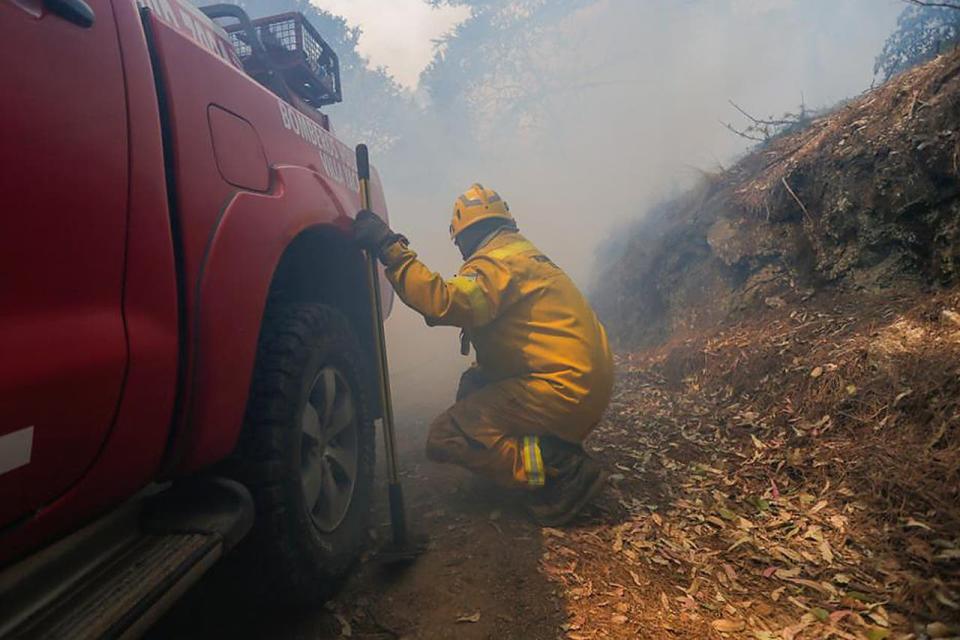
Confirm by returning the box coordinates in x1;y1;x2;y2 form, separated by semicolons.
522;436;545;487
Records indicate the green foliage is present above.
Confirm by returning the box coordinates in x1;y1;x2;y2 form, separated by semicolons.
874;2;960;82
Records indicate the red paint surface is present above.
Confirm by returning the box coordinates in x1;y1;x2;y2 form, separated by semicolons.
208;105;270;191
1;0;390;563
143;12;387;474
0;0;129;526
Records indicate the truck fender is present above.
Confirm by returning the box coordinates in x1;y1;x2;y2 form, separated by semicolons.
171;164;371;473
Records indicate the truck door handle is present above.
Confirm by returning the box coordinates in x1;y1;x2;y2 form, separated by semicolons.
44;0;94;27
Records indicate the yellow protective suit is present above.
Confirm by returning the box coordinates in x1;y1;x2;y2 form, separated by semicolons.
381;229;614;489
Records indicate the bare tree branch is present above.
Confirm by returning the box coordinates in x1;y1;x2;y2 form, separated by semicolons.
781;176;812;221
719;120;766;142
728;101;797;127
905;0;960;9
721;99;814;143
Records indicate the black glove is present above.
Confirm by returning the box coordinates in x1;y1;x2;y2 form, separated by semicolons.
353;209;401;255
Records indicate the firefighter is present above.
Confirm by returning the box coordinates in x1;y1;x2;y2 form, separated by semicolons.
353;184;614;526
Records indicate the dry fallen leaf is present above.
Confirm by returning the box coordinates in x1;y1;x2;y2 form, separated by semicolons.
942;309;960;327
335;614;352;638
927;622;955;638
711;618;745;633
864;627;890;640
456;612;481;624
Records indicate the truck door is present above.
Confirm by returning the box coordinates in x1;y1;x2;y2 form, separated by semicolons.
0;0;129;526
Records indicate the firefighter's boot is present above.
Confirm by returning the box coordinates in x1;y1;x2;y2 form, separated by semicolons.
525;437;607;527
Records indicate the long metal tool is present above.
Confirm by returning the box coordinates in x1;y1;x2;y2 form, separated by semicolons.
355;144;424;563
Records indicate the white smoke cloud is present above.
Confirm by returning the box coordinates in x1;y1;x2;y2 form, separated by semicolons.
382;0;902;285
364;0;904;410
310;0;470;89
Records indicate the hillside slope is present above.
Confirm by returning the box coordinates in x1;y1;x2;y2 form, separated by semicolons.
595;49;960;348
589;49;960;635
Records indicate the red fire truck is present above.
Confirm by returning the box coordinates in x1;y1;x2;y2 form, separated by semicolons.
0;0;390;635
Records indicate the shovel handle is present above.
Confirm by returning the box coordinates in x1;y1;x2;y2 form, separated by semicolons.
355;145;401;489
356;144;370;184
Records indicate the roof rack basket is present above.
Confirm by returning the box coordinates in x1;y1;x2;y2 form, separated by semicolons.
216;9;342;108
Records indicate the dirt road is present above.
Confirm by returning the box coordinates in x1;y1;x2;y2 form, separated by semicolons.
149;384;719;640
150;405;570;639
149;388;714;639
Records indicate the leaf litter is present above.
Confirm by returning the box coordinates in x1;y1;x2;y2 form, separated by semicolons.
538;289;960;639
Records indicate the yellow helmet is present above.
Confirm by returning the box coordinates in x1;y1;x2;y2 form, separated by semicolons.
449;183;514;239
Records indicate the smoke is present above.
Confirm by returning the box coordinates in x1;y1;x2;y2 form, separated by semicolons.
202;0;905;415
374;1;898;277
360;0;902;411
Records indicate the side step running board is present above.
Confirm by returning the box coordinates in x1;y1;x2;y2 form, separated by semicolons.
0;478;253;640
13;533;220;640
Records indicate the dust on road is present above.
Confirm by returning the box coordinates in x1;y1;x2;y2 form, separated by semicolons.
149;405;571;640
149;382;694;640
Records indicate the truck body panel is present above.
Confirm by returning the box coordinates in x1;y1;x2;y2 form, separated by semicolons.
0;0;390;567
0;0;130;527
140;10;387;474
0;0;180;562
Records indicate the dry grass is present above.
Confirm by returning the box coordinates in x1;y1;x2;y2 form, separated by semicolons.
735;49;960;216
594;47;960;349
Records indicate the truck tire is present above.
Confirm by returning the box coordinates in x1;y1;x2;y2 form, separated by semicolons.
238;303;375;604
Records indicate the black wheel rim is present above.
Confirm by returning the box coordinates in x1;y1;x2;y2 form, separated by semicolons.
300;365;360;533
